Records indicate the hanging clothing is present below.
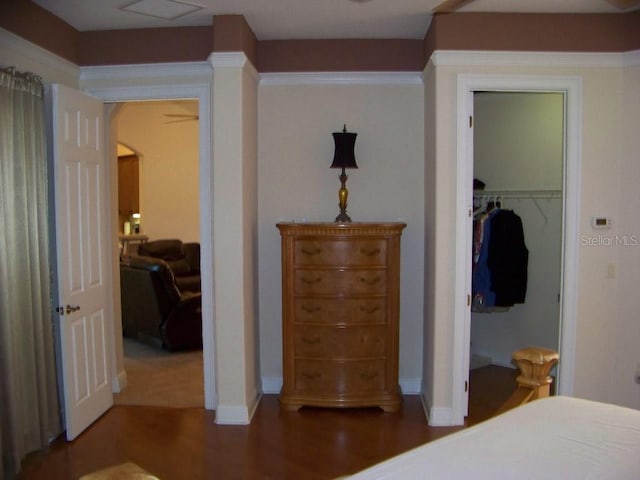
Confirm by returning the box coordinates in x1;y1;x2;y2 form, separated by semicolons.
472;210;497;309
471;207;528;311
488;209;529;307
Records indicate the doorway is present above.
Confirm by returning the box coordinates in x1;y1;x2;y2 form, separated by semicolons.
468;91;564;417
94;82;216;411
452;74;582;424
114;99;203;408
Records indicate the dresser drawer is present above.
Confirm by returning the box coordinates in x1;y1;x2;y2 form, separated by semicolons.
294;298;386;324
295;239;386;267
294;269;387;295
294;359;386;394
294;325;387;358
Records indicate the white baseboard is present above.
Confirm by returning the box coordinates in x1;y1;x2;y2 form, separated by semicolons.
215;405;252;425
428;406;456;426
215;391;263;425
492;360;518;370
399;377;421;395
112;369;127;393
261;376;282;394
419;392;431;422
261;376;422;395
420;392;458;427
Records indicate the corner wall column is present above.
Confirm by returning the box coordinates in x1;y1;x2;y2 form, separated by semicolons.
210;33;260;422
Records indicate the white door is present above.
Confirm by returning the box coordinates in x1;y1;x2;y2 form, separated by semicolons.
52;84;113;441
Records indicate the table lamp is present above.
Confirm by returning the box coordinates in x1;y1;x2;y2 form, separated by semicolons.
330;125;358;223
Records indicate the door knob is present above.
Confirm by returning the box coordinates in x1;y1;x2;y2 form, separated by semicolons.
66;304;81;314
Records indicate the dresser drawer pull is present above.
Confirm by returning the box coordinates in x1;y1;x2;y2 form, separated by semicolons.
301;336;321;345
360;372;379;380
359;276;381;286
300;247;322;256
360;305;380;314
301;276;322;285
301;305;322;313
302;372;321;380
360;247;381;257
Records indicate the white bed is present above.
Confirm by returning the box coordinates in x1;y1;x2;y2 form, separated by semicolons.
343;396;640;480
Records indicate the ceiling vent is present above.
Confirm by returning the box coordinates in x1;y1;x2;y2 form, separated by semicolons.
120;0;203;21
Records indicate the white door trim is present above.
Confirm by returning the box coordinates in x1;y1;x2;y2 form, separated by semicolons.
453;74;582;424
84;81;217;410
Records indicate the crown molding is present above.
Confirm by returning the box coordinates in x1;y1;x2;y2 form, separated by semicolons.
209;52;259;82
209;51;248;68
260;71;423;86
0;27;79;84
79;61;211;83
430;49;640;69
622;49;640;67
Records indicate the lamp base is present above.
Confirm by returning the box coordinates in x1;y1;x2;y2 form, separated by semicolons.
335;172;352;223
335;211;352;223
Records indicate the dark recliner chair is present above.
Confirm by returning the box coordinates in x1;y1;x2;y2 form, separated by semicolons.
120;255;202;351
137;239;201;293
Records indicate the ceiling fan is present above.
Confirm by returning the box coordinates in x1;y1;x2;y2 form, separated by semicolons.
163;113;199;124
432;0;640;13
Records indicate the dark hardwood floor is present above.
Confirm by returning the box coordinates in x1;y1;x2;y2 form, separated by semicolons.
19;365;517;480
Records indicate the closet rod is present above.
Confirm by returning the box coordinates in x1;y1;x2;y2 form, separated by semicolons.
473;189;562;199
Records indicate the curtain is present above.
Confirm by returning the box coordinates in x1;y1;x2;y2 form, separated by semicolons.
0;67;62;479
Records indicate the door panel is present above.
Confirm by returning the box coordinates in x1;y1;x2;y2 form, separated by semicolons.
53;84;113;441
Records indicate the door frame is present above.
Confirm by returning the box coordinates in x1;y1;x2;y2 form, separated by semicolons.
86;81;216;409
452;74;582;423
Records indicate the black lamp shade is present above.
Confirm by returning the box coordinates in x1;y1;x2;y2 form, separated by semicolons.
330;130;358;169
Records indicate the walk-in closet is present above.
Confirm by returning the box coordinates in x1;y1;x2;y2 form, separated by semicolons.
470;91;564;397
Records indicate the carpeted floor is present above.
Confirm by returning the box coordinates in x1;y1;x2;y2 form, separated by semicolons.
114;337;204;408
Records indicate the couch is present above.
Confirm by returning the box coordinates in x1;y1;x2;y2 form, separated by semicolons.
120;255;202;351
137;239;201;293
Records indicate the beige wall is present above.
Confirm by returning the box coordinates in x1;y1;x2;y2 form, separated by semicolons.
424;62;459;412
571;66;622;404
116;100;200;243
212;55;261;422
474;92;564;191
6;25;640;424
615;63;640;406
426;54;640;415
423;63;438;410
257;78;425;392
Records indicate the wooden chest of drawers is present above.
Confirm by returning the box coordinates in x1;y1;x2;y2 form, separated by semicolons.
276;222;406;412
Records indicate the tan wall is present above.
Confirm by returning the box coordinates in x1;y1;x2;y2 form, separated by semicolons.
212;56;261;421
426;54;640;413
4;17;640;424
116;100;200;243
614;63;640;405
257;78;425;391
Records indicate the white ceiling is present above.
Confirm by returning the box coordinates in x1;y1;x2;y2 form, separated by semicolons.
32;0;638;40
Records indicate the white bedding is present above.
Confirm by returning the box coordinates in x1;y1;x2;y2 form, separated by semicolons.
344;396;640;480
